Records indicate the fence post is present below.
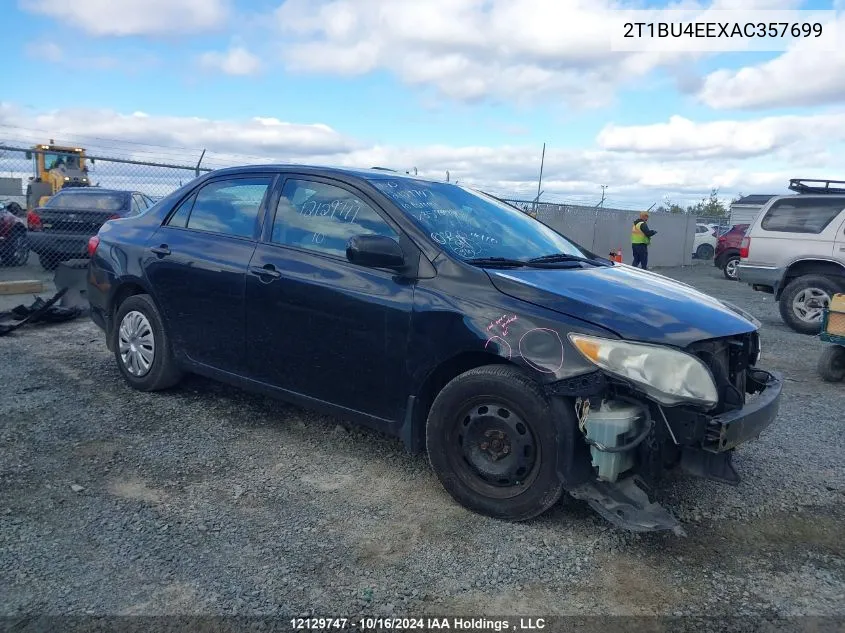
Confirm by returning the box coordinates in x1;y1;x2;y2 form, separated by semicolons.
195;149;206;177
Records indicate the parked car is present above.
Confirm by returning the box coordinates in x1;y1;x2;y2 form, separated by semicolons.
87;165;782;534
738;179;845;335
28;188;156;270
692;222;718;259
714;223;749;280
0;201;29;267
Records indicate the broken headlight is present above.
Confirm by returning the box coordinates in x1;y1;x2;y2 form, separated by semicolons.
568;333;719;408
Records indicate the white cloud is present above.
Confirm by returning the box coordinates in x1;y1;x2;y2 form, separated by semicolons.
698;13;845;109
199;47;262;76
272;0;706;108
597;112;845;159
3;102;839;205
271;0;816;108
19;0;229;36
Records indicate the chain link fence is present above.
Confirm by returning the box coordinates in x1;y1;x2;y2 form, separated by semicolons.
0;145;209;274
0;142;699;285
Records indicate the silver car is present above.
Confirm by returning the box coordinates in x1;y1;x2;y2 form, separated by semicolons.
738;179;845;335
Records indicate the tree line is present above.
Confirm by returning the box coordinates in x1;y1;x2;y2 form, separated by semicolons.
654;188;741;218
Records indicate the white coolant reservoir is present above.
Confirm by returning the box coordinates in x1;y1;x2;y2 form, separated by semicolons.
584;400;643;482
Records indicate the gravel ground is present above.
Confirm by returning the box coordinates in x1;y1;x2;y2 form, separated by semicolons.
1;263;843;620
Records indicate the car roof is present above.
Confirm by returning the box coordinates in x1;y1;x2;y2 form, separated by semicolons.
205;164;445;184
56;188;132;195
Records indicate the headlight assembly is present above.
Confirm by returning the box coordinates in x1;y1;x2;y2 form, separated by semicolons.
568;333;719;408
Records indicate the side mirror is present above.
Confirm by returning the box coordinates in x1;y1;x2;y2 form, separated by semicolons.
25;151;32;159
346;234;405;269
90;158;95;165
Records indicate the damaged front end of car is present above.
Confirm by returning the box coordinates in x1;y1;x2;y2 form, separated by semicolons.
545;330;782;536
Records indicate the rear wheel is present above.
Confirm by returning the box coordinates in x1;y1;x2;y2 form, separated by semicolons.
696;243;714;260
818;345;845;383
426;365;565;521
779;275;843;335
723;255;740;280
39;252;60;271
112;294;183;391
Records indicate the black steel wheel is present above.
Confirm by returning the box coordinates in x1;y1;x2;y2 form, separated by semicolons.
818;345;845;383
426;365;565;521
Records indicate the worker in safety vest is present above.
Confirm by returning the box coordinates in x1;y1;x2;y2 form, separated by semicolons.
631;211;657;269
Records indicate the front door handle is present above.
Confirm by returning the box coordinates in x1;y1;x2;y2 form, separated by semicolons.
249;264;282;280
150;244;171;257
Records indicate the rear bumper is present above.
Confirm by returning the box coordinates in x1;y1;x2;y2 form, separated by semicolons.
737;263;782;289
28;231;89;256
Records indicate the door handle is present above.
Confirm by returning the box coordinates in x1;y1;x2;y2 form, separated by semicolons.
151;245;171;257
249;264;282;280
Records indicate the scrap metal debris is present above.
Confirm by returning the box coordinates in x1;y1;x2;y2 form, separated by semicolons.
0;287;83;336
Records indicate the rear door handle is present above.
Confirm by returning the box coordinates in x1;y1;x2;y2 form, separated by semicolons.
150;245;171;257
249;264;282;280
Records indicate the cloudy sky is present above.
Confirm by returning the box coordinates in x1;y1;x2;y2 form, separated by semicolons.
2;0;844;206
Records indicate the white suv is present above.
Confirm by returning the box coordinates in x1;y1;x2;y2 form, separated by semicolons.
738;179;845;334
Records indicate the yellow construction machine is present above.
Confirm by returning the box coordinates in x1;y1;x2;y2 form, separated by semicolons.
25;141;93;210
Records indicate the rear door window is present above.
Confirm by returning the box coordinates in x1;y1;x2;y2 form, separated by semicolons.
761;198;845;234
182;177;272;238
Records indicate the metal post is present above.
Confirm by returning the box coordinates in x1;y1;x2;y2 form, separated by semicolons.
534;143;545;215
195;149;206;177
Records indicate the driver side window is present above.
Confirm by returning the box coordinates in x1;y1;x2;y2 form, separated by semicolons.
271;179;398;258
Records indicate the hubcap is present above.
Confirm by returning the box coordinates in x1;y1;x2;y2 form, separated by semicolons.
118;310;155;377
456;403;537;487
792;288;831;323
725;259;738;278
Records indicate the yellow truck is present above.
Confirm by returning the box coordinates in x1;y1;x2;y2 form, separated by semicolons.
25;141;92;210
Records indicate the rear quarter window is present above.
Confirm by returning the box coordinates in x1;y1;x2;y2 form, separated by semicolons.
760;198;845;234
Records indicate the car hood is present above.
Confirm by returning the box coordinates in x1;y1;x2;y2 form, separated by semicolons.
487;263;758;347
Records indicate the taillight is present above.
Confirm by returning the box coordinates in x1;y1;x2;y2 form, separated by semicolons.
740;236;751;258
88;235;100;257
27;210;42;231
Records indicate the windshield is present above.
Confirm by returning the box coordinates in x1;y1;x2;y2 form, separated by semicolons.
45;192;126;211
368;178;587;260
43;153;81;171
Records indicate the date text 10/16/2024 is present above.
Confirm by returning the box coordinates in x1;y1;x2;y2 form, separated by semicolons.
290;617;547;631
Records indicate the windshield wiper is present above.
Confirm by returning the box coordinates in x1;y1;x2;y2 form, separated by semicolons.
465;257;527;268
526;253;609;266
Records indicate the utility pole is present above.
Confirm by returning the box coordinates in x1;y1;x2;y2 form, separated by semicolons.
599;185;607;208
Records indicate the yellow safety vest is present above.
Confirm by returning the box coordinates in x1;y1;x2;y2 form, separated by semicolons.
631;220;650;245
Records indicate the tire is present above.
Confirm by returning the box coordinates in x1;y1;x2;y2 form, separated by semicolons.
425;365;565;521
39;252;59;271
723;255;740;281
1;230;29;267
818;345;845;383
778;275;844;335
112;293;183;392
696;243;714;260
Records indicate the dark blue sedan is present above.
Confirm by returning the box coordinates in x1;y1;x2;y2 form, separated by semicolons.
87;165;782;533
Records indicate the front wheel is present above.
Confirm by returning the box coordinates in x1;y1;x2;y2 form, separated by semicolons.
818;345;845;382
426;365;565;521
1;231;29;266
723;255;740;280
779;275;843;335
112;294;183;391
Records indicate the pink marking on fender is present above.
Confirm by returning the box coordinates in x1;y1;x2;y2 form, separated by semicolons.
485;336;512;359
518;328;564;374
